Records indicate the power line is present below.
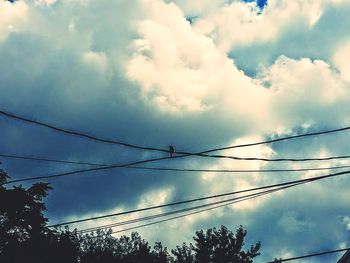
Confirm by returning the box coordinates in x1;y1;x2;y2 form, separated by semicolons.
4;150;350;185
3;152;350;166
2;109;350;158
129;164;350;173
0;110;169;154
187;153;350;162
265;247;350;262
2;155;173;185
0;153;107;167
47;169;350;228
77;183;299;234
193;125;350;154
108;184;301;235
73;168;350;234
48;180;291;228
3;109;350;185
3;152;350;173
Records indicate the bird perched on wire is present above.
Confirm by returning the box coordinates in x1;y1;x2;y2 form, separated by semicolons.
169;145;175;157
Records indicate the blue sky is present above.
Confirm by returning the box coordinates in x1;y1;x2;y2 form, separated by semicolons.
1;0;350;262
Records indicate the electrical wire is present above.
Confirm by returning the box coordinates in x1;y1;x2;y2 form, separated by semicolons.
109;184;300;235
4;150;350;185
4;152;350;172
77;183;299;234
128;164;350;173
2;155;173;185
47;169;350;228
2;109;350;157
0;153;107;167
265;247;350;262
3;152;350;166
0;110;168;153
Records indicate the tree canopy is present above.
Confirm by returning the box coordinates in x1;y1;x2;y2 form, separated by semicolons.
0;169;261;262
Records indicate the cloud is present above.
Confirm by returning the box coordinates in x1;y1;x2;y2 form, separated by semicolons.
259;55;350;128
2;0;350;261
126;0;270;127
277;211;315;234
0;0;28;42
164;0;225;15
192;0;350;52
333;39;350;83
34;0;57;7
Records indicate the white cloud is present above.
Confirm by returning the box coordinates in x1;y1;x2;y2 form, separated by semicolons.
0;1;28;42
137;187;174;208
126;0;350;134
260;56;349;127
164;0;225;15
34;0;57;7
82;51;109;76
126;0;270;118
2;0;350;260
333;39;350;83
193;0;349;52
343;217;350;230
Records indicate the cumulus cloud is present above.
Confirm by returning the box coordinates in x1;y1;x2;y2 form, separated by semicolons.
259;56;350;128
164;0;225;15
333;39;350;83
126;0;270;129
0;0;28;42
34;0;57;7
2;0;350;261
193;0;349;52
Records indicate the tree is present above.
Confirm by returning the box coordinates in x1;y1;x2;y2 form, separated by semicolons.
79;230;171;263
0;169;261;262
172;242;195;263
0;169;80;263
172;225;260;263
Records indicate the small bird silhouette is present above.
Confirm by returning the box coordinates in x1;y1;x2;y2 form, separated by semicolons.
169;145;174;157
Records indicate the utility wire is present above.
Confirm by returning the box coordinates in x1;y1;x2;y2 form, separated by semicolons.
2;109;350;157
3;109;350;186
47;169;350;228
265;247;350;262
198;153;350;162
49;179;290;228
4;152;350;171
4;151;350;185
77;183;299;234
109;184;301;235
0;110;168;153
0;153;107;167
3;152;350;166
2;155;173;185
129;164;350;173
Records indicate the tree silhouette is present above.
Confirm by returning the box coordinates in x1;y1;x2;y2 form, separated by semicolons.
172;242;195;263
0;170;80;263
173;225;260;263
0;169;261;262
79;230;171;263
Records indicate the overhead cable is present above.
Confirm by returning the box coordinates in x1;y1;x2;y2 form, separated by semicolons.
2;109;350;157
265;247;350;262
3;152;350;166
77;183;299;234
4;151;350;185
47;169;350;228
2;155;173;185
0;110;168;153
4;152;350;173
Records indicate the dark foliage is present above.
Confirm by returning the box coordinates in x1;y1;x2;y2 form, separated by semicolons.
0;169;261;262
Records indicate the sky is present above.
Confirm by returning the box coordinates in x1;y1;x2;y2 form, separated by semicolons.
1;0;350;261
